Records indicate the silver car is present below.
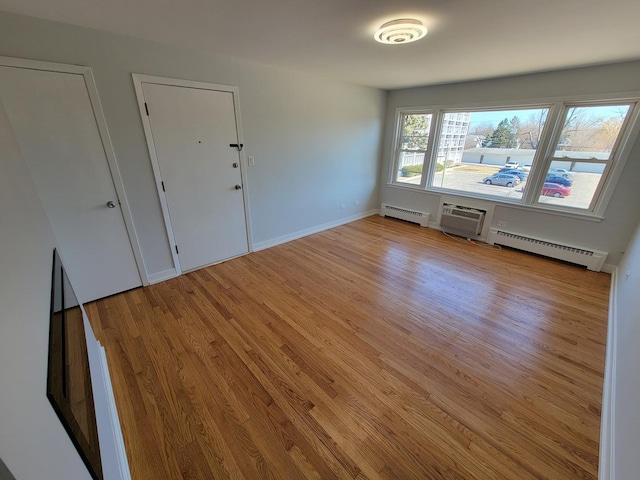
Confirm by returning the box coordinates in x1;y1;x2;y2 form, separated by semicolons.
482;173;521;187
549;168;574;178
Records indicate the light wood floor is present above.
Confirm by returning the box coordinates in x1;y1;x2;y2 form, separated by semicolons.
86;216;610;480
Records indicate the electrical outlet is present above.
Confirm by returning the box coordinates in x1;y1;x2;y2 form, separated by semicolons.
248;155;255;166
354;200;360;206
340;203;346;210
497;221;507;228
626;270;632;280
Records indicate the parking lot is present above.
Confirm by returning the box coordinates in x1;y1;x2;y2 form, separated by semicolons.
400;164;600;209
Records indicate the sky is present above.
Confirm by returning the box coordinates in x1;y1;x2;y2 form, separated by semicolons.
465;104;630;128
470;109;544;126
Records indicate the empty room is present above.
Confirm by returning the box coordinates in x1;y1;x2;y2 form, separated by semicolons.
1;1;640;479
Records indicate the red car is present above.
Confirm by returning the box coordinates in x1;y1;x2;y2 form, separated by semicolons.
541;182;571;197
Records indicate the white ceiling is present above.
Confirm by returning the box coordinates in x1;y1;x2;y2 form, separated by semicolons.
2;0;640;89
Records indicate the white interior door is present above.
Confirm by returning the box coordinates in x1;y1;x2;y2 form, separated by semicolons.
0;65;142;302
141;82;249;272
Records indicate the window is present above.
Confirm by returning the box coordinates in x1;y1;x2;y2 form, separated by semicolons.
390;98;638;216
536;104;632;210
429;108;549;200
393;112;433;185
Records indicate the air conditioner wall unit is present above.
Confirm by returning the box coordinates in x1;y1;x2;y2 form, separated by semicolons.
439;203;485;237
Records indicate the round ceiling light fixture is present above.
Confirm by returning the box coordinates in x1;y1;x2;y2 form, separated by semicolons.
374;18;428;44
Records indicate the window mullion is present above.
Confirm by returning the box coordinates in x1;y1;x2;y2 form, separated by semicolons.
421;109;442;189
389;111;405;184
524;103;564;205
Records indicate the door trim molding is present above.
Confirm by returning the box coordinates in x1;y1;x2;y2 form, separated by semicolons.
131;74;253;276
0;56;148;286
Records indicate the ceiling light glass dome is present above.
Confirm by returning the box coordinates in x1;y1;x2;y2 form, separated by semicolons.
374;19;428;45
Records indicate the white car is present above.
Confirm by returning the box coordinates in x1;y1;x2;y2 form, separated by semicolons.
550;168;574;178
505;160;519;169
522;164;532;172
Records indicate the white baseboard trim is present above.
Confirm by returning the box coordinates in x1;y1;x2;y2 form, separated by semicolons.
599;266;618;480
147;268;177;284
252;210;379;252
99;346;132;480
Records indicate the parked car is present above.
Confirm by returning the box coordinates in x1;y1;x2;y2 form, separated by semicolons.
498;166;523;172
549;168;574;178
497;168;528;181
541;182;571;197
522;164;532;172
483;174;521;187
545;174;573;186
504;161;519;169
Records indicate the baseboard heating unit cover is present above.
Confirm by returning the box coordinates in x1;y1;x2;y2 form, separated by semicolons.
487;228;607;272
380;204;429;227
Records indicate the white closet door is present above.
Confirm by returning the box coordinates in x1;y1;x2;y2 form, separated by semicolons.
0;66;141;302
142;82;249;272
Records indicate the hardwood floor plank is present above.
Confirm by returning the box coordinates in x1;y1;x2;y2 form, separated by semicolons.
87;216;609;479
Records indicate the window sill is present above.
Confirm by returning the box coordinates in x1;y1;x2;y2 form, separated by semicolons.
386;182;605;222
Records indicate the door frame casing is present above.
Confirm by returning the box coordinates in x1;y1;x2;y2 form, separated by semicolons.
0;56;148;286
131;73;253;278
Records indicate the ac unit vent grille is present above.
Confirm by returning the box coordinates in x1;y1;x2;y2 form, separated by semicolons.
439;203;485;236
450;208;482;220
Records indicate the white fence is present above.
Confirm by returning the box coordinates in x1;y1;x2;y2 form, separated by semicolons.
461;147;607;173
401;148;607;173
399;151;425;168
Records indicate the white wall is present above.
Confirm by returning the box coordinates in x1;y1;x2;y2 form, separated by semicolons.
0;11;386;278
612;219;640;478
0;100;92;479
381;62;640;265
232;59;384;245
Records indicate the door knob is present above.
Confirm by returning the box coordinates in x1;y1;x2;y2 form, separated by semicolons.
234;185;242;190
106;201;117;208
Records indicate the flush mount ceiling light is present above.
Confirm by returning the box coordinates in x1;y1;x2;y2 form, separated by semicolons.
374;19;428;45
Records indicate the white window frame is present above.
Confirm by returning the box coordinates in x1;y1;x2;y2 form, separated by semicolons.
529;100;640;215
388;94;640;219
391;109;437;188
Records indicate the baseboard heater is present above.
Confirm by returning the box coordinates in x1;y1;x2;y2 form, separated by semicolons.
380;204;430;227
487;228;607;272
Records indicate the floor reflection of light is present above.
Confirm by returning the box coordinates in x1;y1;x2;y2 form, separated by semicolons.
379;240;497;320
373;229;609;381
